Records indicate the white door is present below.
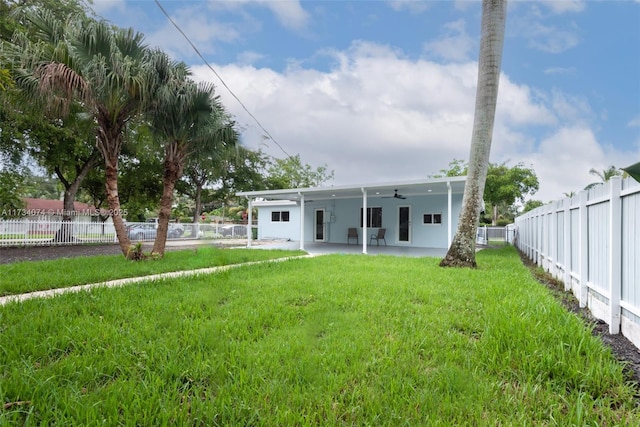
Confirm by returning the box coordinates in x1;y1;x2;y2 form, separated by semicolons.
315;209;326;242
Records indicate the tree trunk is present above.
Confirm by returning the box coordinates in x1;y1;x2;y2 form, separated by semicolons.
440;0;507;268
152;144;184;256
192;180;203;223
52;151;100;243
104;155;131;256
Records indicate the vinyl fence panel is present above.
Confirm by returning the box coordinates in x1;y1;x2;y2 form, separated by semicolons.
515;176;640;349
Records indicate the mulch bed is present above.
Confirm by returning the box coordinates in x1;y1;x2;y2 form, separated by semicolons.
518;249;640;386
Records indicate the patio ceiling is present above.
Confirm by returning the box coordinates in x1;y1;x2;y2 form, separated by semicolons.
237;176;467;202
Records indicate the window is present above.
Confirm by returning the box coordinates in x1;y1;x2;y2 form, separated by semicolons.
360;207;382;228
423;213;442;225
271;211;290;222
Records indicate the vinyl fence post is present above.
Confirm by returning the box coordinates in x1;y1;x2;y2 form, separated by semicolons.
608;177;622;334
537;207;544;268
563;198;571;291
579;190;588;308
246;198;253;248
550;201;558;278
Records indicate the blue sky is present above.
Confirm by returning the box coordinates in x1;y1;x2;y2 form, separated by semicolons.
90;0;640;203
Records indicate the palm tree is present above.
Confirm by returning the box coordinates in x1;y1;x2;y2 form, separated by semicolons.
440;0;508;268
148;57;236;255
584;165;622;190
11;11;159;256
181;124;240;224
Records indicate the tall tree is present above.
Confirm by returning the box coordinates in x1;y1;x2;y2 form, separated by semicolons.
179;123;240;223
483;162;538;225
147;57;235;255
440;0;508;268
0;168;25;215
431;160;538;225
10;10;160;256
265;154;334;189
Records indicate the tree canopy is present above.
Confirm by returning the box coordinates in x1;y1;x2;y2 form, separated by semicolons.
431;159;538;225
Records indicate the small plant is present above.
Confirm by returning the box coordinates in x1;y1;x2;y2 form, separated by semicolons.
126;241;146;261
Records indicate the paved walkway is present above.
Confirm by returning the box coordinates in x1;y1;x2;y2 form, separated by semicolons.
0;255;310;307
0;242;446;306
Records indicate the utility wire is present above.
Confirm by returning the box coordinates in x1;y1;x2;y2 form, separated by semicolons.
154;0;291;159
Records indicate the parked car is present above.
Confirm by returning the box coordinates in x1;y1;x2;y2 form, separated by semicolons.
127;223;184;240
220;224;248;237
145;218;185;237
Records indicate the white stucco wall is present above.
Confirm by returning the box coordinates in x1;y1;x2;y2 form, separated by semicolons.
254;193;463;248
254;201;300;241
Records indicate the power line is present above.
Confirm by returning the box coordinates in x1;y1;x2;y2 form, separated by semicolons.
154;0;291;159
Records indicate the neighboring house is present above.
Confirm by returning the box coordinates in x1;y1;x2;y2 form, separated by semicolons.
22;198;102;222
237;177;466;253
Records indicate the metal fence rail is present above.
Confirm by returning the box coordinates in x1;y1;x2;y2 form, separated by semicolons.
515;176;640;350
0;220;255;248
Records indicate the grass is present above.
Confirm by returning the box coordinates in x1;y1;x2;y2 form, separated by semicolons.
0;247;305;296
1;246;638;425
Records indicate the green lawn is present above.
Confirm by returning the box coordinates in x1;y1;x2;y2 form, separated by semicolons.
1;246;638;425
0;247;305;296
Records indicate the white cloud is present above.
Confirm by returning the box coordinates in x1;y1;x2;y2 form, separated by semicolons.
628;116;640;128
538;0;586;14
423;19;475;63
144;6;241;60
548;89;594;123
524;21;580;53
518;126;604;201
509;5;582;54
236;51;266;66
89;0;126;14
387;0;432;14
189;39;620;205
260;0;310;31
496;79;556;126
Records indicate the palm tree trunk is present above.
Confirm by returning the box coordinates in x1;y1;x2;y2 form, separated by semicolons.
440;0;507;268
98;123;132;257
104;155;131;256
152;145;184;256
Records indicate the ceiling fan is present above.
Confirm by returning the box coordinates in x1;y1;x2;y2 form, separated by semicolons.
382;189;406;200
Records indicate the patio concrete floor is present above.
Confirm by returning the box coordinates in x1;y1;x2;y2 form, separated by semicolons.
249;240;448;258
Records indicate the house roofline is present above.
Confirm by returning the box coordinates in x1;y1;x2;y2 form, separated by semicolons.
237;176;466;201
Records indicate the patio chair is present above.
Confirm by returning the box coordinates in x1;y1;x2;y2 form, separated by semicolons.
347;228;358;244
370;228;387;246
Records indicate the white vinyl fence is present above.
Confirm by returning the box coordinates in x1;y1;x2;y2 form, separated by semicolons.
515;176;640;349
476;226;515;245
0;220;254;248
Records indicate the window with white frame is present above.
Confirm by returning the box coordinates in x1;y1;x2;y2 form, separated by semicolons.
271;211;290;222
423;213;442;225
360;207;382;228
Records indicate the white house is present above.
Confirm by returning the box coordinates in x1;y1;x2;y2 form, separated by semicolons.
237;177;466;254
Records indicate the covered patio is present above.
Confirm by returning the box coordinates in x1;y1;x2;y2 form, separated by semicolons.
252;240;449;258
237;177;466;254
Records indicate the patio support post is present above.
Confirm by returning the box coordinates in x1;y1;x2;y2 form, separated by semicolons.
447;181;452;247
299;193;305;251
246;197;253;248
362;188;368;254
